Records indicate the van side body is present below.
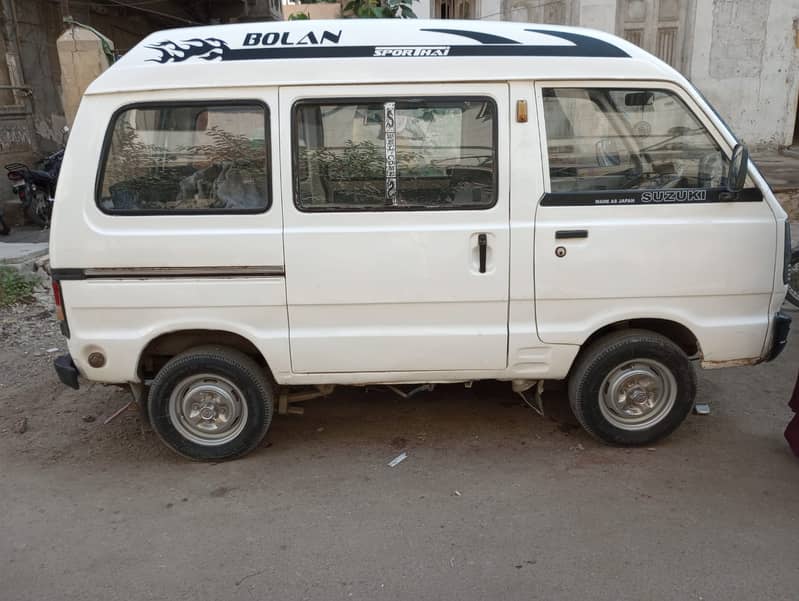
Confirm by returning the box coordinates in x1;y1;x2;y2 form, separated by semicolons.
49;20;790;458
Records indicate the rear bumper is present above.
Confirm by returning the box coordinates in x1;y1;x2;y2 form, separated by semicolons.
54;354;80;389
767;311;792;362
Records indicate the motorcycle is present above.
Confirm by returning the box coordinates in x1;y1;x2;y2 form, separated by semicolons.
787;248;799;308
4;146;64;228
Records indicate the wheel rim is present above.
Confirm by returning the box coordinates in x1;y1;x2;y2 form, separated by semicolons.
29;191;50;224
598;359;677;431
168;374;248;446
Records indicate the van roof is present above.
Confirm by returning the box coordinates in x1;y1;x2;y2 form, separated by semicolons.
87;19;681;95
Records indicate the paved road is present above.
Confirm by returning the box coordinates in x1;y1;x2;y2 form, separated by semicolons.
1;303;798;601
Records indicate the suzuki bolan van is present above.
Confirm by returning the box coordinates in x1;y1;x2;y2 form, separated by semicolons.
49;20;791;460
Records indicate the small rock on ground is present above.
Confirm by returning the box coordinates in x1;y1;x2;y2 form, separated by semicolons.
13;416;27;434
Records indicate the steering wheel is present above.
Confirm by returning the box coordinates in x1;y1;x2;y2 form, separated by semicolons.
618;153;645;189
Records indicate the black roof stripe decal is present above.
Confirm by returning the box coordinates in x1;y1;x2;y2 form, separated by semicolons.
524;29;630;58
419;28;521;45
145;29;631;63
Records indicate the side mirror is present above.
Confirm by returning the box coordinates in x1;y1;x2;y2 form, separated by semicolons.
727;143;749;192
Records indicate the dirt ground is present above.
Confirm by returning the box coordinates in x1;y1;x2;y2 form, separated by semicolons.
1;298;799;601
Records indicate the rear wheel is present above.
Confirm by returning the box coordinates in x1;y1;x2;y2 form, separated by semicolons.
147;346;273;461
568;330;696;446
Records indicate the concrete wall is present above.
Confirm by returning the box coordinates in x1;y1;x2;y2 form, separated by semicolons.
481;0;502;21
688;0;799;148
577;0;615;31
15;1;67;152
57;26;114;126
416;0;433;18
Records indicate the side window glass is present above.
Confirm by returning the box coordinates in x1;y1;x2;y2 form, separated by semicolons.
98;103;269;213
293;98;497;211
542;88;728;193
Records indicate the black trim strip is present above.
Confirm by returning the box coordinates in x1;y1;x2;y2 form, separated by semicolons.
51;268;86;281
540;187;764;207
52;266;285;280
221;44;628;60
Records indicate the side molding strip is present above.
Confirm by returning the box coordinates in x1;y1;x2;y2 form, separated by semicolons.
51;266;285;280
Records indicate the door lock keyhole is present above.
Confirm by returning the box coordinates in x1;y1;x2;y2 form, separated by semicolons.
555;246;567;258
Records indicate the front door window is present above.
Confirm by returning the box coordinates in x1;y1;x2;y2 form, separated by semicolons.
542;87;728;195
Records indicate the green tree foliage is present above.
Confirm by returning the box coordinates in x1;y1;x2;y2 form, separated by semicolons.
290;0;418;18
344;0;418;18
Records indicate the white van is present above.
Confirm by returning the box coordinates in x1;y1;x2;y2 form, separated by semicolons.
50;20;791;460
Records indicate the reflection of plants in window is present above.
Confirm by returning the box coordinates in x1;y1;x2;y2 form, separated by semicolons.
104;121;176;192
303;140;383;178
103;120;266;210
188;126;266;178
300;139;494;207
300;140;385;203
303;140;428;177
301;140;431;205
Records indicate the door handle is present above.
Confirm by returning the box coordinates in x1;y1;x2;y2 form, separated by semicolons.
555;229;589;240
478;233;487;273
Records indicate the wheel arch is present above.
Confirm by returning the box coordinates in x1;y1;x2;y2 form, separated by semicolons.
580;318;701;360
138;328;275;382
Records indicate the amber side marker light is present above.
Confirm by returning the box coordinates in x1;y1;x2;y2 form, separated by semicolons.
52;279;65;321
516;99;528;123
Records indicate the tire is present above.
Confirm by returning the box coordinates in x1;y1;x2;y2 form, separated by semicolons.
785;249;799;309
568;329;696;446
147;346;273;461
24;190;51;228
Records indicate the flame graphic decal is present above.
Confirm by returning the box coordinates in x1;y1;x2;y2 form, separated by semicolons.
146;38;230;63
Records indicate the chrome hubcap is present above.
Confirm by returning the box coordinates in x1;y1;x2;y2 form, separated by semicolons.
168;374;248;446
599;359;677;431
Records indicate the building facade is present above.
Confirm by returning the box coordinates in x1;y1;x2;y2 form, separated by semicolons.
414;0;799;148
1;0;797;167
0;0;281;171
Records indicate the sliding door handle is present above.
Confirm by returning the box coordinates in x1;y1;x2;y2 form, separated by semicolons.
555;229;588;240
478;233;487;273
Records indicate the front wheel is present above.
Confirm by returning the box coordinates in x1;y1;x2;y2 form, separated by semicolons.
568;330;696;446
147;346;273;461
24;189;51;227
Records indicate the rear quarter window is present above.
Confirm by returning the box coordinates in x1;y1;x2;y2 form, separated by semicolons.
96;102;270;214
